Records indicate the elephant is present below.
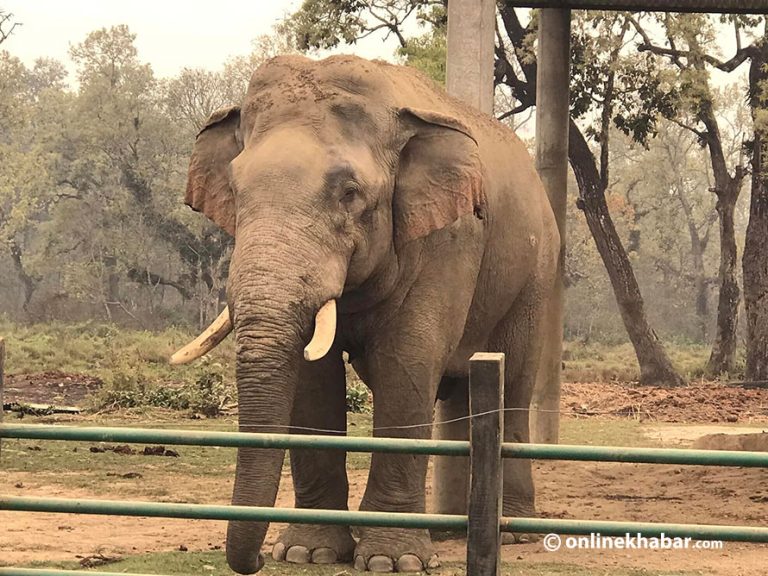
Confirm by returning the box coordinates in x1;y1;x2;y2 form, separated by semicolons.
170;54;559;574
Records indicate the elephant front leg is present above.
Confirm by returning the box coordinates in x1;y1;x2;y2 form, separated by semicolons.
353;352;442;573
273;344;356;565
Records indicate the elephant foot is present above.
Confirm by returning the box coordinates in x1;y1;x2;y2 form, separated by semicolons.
353;527;438;573
273;524;355;565
501;497;538;545
501;531;538;545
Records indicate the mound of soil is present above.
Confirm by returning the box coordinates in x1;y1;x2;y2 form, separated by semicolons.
3;371;102;407
561;381;768;423
692;431;768;451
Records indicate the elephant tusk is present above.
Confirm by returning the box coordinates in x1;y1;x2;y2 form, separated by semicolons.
169;307;233;365
304;300;337;361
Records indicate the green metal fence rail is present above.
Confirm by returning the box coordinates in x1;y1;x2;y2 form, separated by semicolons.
2;495;768;542
3;423;768;466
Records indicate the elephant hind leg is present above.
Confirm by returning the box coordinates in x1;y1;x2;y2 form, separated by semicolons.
432;375;470;516
274;342;355;565
488;276;549;544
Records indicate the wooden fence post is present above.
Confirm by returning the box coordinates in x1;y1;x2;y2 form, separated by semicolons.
466;352;504;576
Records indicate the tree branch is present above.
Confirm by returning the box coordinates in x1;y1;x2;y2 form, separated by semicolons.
636;40;756;73
0;11;21;45
126;267;193;300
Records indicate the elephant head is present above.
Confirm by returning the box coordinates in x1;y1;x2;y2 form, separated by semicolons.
171;55;485;574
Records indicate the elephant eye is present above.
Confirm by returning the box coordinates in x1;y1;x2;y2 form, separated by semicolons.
340;182;360;203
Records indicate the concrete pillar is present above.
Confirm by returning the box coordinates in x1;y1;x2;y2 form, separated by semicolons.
433;0;496;516
445;0;496;114
530;9;571;444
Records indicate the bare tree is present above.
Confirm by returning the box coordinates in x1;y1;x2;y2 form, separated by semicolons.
0;10;20;45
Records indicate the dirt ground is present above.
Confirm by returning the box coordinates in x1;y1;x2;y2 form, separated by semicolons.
2;376;768;574
3;371;102;406
6;373;768;424
560;380;768;424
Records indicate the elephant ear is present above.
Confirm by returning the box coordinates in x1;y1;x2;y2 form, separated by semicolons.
393;107;486;249
185;106;242;236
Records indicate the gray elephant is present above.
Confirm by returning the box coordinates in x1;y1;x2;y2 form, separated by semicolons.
171;54;558;574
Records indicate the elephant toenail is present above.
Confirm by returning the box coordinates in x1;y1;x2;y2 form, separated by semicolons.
285;545;311;563
354;555;368;571
518;534;531;543
395;554;423;572
367;555;395;572
250;553;265;573
501;532;517;545
311;547;338;564
427;554;440;569
272;542;286;561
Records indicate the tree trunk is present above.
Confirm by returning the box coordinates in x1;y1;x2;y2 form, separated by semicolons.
9;241;37;317
694;253;709;342
695;94;744;375
744;39;768;382
569;119;685;386
676;183;710;342
707;179;742;375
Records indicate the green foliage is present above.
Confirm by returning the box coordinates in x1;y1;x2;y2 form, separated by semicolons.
568;12;679;146
0;23;299;326
2;319;375;415
284;1;443;52
189;361;234;416
345;360;371;413
397;27;446;85
346;381;370;413
90;363;235;415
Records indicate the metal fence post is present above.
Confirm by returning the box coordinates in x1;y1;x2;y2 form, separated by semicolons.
466;352;504;576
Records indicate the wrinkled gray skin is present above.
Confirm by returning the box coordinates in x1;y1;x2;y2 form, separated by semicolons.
185;55;558;574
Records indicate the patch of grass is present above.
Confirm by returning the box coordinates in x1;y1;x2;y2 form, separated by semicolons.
0;319;235;380
560;417;661;447
1;413;240;493
1;320;373;416
563;341;639;382
3;412;659;495
2;412;375;493
562;341;727;383
347;412;373;470
12;552;694;576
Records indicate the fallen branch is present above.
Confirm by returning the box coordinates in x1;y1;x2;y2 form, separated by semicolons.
3;402;81;416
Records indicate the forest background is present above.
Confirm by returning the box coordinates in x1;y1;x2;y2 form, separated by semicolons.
3;2;768;386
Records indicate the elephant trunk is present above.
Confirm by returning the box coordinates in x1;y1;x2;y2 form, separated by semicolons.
226;322;298;574
225;229;345;574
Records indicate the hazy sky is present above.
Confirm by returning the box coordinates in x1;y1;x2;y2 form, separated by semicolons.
2;0;399;78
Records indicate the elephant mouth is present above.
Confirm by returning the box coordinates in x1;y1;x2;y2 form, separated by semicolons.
169;299;338;365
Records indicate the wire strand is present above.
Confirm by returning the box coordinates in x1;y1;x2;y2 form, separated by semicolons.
233;405;683;435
